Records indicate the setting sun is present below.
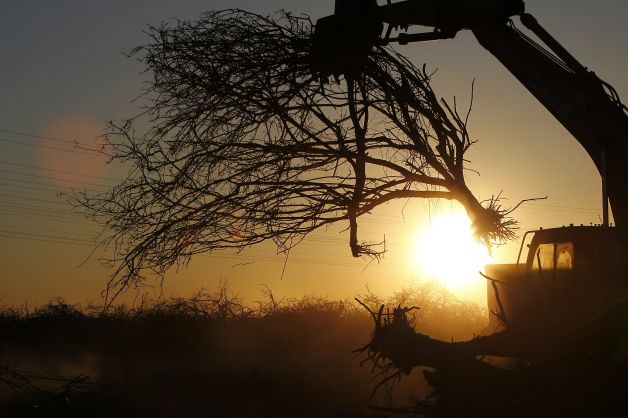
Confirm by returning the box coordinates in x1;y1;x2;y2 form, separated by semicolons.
412;212;491;297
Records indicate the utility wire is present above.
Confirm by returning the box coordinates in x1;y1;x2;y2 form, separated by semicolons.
0;200;76;216
0;209;94;224
0;229;94;244
0;233;93;247
0;128;87;146
0;169;113;189
0;176;107;191
0;229;386;267
0;161;119;183
0;182;99;195
0;193;71;208
0;147;105;168
0;136;103;157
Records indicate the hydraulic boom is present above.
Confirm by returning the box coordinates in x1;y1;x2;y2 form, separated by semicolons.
313;0;628;225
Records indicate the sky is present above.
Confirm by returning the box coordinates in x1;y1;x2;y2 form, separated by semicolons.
1;0;626;308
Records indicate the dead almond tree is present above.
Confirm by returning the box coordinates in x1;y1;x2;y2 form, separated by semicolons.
72;9;516;304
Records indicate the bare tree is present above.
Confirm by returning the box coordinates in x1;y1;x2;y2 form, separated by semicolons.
74;9;515;303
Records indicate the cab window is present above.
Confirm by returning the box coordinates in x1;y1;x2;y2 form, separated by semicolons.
533;243;555;271
532;242;574;271
556;242;574;269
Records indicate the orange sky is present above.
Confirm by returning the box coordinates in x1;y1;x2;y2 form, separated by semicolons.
0;1;626;308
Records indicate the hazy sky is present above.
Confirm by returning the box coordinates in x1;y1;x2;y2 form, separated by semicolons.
1;1;626;307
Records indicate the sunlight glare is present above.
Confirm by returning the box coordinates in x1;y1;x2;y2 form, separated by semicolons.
412;212;491;298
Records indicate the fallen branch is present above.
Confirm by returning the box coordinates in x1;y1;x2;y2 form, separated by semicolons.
355;297;628;385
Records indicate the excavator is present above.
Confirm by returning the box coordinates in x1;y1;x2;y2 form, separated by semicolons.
312;0;628;329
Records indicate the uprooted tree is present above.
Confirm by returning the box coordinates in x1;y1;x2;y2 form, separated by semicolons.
72;9;628;416
74;9;515;302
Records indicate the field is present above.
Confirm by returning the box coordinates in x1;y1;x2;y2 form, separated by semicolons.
0;283;486;418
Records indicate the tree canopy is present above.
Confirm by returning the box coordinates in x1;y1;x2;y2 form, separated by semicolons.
74;9;516;302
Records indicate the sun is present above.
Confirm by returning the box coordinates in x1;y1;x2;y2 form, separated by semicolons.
412;212;491;297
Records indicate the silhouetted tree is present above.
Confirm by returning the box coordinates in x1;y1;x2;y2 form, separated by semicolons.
74;9;516;302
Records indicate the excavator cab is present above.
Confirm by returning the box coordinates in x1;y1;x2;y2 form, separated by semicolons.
486;226;628;330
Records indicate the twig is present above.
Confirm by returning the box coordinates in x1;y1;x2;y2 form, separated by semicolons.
480;272;509;326
504;195;548;215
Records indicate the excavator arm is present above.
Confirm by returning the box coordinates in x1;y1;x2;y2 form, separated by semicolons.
470;16;628;227
313;0;628;225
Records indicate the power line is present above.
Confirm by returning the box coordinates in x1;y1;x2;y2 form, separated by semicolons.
0;168;113;189
0;128;88;146
0;147;105;169
0;200;78;216
1;223;96;237
0;230;380;267
0;146;600;217
0;136;103;157
0;182;66;195
0;229;374;267
0;160;120;182
0;209;94;224
0;177;603;217
0;229;94;244
0;184;600;230
0;211;82;224
0;176;100;191
0;192;71;208
0;233;93;247
521;203;599;214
